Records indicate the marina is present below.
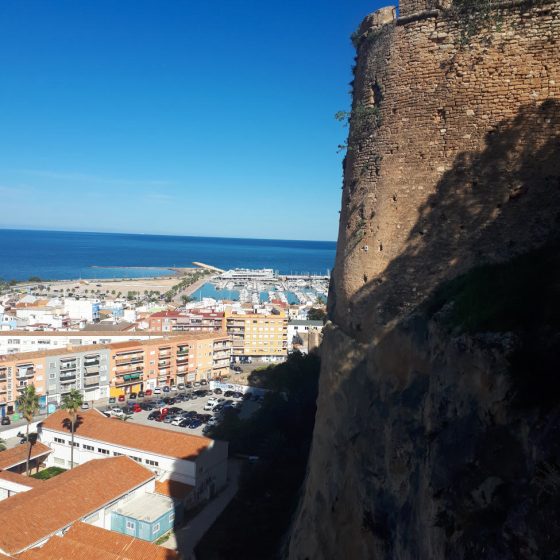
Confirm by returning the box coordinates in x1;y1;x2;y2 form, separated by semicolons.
192;268;329;305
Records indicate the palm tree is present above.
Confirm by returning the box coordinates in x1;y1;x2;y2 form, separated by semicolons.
16;385;39;476
61;389;83;470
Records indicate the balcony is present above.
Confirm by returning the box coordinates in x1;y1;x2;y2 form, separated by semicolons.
60;385;77;393
115;373;143;386
60;374;77;383
84;376;100;387
115;357;143;367
84;365;100;375
17;366;35;378
84;359;100;367
116;367;143;377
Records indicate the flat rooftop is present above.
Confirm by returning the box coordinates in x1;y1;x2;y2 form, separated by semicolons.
111;491;175;522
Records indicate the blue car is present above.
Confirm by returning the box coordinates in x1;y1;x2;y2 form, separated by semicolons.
188;419;202;429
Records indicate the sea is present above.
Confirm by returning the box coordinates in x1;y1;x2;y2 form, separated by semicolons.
0;229;336;281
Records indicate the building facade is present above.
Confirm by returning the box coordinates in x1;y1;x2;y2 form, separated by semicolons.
0;332;232;414
225;310;288;361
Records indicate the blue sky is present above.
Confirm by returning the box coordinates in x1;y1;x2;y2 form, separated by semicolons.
0;0;382;241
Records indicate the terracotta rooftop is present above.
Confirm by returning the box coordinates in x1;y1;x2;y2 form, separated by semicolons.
0;443;52;471
149;311;182;318
0;470;44;489
0;456;153;555
155;478;194;500
16;521;179;560
41;409;214;461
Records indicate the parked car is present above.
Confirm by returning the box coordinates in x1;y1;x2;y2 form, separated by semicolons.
224;391;234;397
1;416;11;425
132;404;142;413
185;382;193;389
153;387;162;395
163;415;174;423
162;386;170;393
110;407;124;417
162;397;176;405
243;392;253;401
108;397;116;404
147;411;161;421
128;392;137;400
232;392;243;399
80;402;90;410
200;379;208;386
177;383;185;390
188;419;203;429
138;391;145;398
141;402;155;411
168;407;183;415
214;388;223;395
197;414;212;423
178;418;191;428
118;395;125;402
121;405;134;415
145;389;153;396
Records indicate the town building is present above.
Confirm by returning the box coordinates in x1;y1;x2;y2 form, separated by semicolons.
287;319;324;353
39;408;228;505
0;332;231;414
225;309;288;361
0;456;181;555
0;329;168;355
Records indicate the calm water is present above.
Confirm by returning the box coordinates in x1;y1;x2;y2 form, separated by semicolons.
0;229;336;281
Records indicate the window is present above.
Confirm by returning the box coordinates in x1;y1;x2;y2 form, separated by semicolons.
113;452;123;457
169;512;175;524
72;442;79;447
152;523;160;534
54;437;65;444
83;444;94;451
126;520;136;531
54;457;65;466
98;448;110;455
146;459;159;466
129;456;142;463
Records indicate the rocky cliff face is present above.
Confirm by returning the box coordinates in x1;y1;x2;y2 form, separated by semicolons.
287;1;560;558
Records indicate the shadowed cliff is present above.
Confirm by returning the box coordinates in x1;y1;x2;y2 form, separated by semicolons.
288;95;560;558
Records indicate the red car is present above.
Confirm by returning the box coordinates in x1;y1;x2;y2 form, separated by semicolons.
145;389;153;396
118;395;125;402
132;404;142;413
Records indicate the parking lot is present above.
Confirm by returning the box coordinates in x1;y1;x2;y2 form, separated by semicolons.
97;389;262;437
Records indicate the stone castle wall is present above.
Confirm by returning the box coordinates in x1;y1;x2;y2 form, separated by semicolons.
332;0;560;341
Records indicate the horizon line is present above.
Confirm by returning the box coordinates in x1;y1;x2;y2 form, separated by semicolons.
0;226;338;245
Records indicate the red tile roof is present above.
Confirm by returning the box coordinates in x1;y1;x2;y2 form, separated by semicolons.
17;521;179;560
0;457;153;555
0;443;52;471
0;470;44;489
155;479;194;500
41;409;213;461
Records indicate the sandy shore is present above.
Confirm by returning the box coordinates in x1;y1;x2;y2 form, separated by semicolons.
21;268;202;299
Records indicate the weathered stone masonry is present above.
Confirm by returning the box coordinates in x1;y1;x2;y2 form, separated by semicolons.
288;2;560;559
332;0;560;341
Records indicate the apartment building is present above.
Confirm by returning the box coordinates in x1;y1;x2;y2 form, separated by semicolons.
0;332;232;414
225;309;288;361
147;310;226;333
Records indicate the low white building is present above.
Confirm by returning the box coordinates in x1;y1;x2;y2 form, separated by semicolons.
287;319;324;352
64;298;101;322
39;408;228;503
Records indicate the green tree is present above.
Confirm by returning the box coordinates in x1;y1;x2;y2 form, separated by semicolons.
16;385;40;476
307;307;327;322
0;437;6;452
61;389;83;470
